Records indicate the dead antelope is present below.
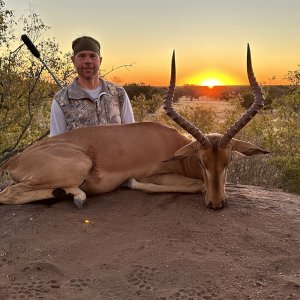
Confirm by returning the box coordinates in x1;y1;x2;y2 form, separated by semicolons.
0;45;269;209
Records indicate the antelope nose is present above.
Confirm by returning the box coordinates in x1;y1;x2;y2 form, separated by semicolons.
207;200;226;210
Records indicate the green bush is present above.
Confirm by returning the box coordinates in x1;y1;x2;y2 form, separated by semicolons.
272;156;300;193
130;93;165;122
131;94;148;122
223;89;300;194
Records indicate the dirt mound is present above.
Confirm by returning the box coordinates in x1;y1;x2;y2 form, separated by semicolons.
0;184;299;299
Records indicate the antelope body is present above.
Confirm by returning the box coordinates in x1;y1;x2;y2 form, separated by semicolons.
0;45;269;209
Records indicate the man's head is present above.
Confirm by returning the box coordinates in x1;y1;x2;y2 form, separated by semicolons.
71;36;102;81
72;36;101;56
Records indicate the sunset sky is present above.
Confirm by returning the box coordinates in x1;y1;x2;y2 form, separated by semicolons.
7;0;300;86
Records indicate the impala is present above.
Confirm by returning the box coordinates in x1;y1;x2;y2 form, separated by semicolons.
0;45;268;209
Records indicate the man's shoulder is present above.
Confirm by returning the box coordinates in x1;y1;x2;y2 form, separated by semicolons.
103;80;126;96
103;79;117;86
53;79;81;101
103;79;125;90
53;86;68;100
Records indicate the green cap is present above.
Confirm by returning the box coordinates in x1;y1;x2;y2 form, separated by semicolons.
72;36;101;56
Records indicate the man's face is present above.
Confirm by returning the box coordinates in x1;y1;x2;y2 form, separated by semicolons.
72;51;102;80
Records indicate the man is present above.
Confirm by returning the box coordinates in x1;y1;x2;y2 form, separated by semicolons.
50;36;135;136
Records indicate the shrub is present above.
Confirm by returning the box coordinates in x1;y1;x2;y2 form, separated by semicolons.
153;105;217;137
223;89;299;194
130;94;148;122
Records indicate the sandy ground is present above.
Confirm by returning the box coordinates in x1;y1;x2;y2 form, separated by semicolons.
0;184;299;300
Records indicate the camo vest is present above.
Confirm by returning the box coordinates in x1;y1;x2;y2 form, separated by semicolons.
55;78;125;131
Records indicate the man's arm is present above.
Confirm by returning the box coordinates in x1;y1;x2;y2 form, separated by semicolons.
50;100;67;136
120;91;135;124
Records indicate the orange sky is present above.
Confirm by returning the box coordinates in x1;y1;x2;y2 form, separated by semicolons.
8;0;300;86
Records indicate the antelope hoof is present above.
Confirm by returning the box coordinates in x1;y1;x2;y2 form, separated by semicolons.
74;198;84;210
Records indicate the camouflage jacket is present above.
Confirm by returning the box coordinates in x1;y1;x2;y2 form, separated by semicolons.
54;78;126;131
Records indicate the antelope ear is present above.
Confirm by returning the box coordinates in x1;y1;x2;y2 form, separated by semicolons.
232;139;270;156
163;141;197;162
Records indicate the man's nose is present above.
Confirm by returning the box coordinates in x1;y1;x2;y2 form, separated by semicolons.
84;57;92;63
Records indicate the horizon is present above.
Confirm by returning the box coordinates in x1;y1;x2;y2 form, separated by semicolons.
126;83;291;88
6;0;300;86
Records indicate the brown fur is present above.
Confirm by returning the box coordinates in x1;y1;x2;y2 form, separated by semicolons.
0;123;268;209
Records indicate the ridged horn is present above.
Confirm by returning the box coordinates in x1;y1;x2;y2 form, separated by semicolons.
164;50;211;148
219;44;265;147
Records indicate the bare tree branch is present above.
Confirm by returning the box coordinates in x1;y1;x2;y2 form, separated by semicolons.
102;63;134;77
1;66;44;155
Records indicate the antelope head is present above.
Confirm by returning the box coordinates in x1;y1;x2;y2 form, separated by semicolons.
164;45;269;209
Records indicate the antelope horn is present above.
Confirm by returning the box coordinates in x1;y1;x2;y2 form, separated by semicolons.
219;44;265;147
164;50;211;148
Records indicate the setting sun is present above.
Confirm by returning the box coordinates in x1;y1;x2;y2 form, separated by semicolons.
183;71;238;87
200;78;223;88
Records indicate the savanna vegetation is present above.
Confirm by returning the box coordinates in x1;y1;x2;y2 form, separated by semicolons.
0;1;299;194
0;0;73;163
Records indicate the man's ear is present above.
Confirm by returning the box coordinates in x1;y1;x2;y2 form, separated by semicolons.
232;138;270;156
163;141;197;162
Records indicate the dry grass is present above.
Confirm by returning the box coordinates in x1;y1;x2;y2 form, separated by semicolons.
152;96;234;126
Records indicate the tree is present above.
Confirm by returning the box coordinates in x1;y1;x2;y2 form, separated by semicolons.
130;93;164;121
123;83;165;118
123;82;164;100
0;2;72;163
181;84;201;100
285;65;300;86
